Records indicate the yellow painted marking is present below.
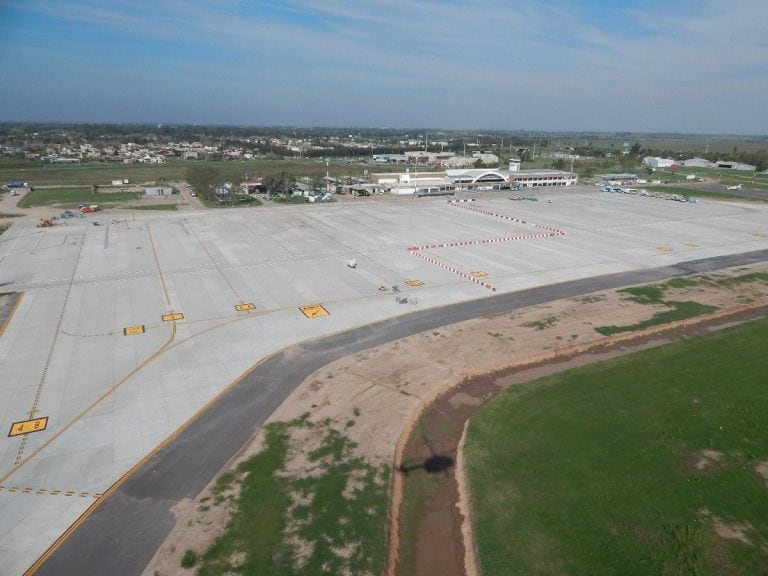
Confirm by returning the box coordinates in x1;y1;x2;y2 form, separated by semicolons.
0;322;178;490
686;242;699;248
299;304;329;318
405;279;424;287
235;303;256;312
147;224;171;305
755;233;766;238
23;319;273;576
123;325;145;336
8;417;48;437
17;311;322;572
0;485;100;499
657;246;673;252
470;271;488;277
161;312;184;322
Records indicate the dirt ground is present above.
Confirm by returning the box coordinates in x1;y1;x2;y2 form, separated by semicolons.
0;185;201;228
142;264;768;576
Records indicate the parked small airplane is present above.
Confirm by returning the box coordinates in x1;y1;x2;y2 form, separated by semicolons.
726;184;743;190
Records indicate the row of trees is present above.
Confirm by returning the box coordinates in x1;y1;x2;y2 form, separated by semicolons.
185;166;313;202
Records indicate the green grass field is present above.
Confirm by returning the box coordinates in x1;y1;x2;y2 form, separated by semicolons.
0;158;408;188
595;283;719;336
17;187;141;207
652;168;768;191
466;317;768;576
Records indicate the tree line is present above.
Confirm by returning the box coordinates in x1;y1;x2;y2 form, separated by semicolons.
184;166;302;202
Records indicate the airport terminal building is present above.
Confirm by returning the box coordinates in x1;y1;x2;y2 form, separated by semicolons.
369;159;577;195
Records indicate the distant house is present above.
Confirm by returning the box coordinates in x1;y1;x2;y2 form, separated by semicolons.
472;151;499;165
643;156;677;169
214;183;249;198
441;156;476;169
240;181;265;194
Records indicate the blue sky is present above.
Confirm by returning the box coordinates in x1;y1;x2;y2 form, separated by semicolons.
0;0;766;133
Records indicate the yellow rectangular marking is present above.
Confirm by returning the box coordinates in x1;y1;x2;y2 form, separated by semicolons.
470;271;488;277
405;279;424;287
235;303;256;312
161;312;184;322
299;304;329;318
123;325;145;336
657;246;673;252
8;417;49;437
686;242;699;248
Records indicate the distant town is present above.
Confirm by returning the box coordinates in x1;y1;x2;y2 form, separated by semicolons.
1;123;767;170
2;123;766;208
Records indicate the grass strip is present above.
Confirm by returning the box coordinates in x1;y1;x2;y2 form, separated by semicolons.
124;204;178;211
595;272;768;335
17;187;141;207
715;272;768;287
198;423;291;576
595;301;718;335
467;316;768;576
594;281;724;335
271;195;309;204
197;417;389;576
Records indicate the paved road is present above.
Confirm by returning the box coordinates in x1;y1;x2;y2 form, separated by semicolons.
34;248;768;575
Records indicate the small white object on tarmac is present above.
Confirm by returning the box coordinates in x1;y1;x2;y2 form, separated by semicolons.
347;258;357;268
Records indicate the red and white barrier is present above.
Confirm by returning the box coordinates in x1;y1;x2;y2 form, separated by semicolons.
407;248;497;291
406;203;566;291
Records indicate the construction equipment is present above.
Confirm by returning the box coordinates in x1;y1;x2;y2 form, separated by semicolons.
37;217;57;228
